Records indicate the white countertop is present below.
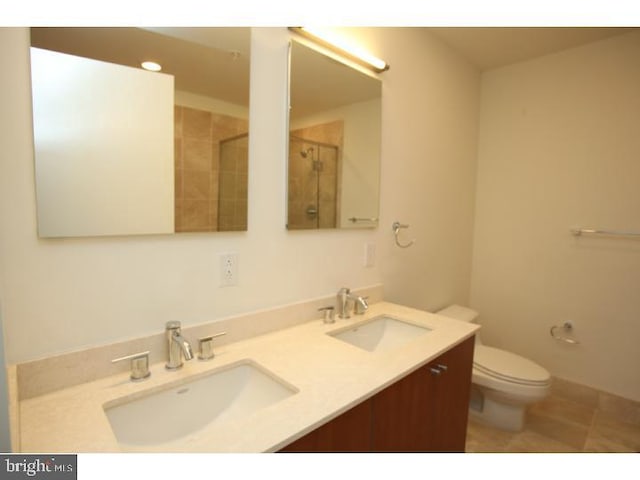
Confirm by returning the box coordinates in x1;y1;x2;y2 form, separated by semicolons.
18;302;478;453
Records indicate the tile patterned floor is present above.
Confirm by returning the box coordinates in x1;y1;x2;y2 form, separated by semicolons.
465;378;640;453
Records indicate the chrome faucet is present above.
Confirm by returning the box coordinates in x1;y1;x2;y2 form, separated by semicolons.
337;287;369;318
165;321;194;370
337;287;351;318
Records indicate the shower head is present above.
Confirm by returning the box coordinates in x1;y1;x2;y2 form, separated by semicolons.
300;147;314;158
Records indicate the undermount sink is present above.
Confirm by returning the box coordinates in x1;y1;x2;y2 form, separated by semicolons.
103;360;297;448
328;315;431;352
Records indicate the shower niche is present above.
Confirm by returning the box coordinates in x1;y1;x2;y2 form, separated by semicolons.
287;38;382;230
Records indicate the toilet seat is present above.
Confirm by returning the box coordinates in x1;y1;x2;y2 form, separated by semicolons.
474;345;550;387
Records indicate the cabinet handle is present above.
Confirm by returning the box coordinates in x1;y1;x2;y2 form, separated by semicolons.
429;364;449;376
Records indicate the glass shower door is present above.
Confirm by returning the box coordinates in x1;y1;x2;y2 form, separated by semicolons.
287;136;338;229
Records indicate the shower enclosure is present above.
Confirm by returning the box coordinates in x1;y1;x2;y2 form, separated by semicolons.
287;136;339;229
218;133;249;231
174;104;248;233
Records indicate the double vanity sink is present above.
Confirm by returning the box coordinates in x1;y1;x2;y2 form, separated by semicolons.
104;315;431;449
17;302;478;452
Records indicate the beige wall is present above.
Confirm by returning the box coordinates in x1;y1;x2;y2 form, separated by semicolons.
471;30;640;402
0;27;480;363
375;27;480;312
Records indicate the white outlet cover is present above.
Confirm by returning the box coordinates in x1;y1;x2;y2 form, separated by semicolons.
219;252;238;286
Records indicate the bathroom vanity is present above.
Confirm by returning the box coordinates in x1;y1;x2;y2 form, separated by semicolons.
280;337;474;452
12;300;479;453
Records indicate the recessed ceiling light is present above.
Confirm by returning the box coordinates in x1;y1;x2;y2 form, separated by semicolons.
141;61;162;72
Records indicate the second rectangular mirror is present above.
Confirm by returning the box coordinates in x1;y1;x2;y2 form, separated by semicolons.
287;38;382;230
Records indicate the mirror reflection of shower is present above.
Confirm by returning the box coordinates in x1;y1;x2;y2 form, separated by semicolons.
288;135;339;230
300;146;323;172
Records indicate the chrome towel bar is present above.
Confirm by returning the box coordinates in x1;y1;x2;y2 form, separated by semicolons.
348;217;378;223
571;227;640;238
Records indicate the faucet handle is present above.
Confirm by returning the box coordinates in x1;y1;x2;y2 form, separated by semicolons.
198;332;227;361
318;306;335;324
112;351;151;382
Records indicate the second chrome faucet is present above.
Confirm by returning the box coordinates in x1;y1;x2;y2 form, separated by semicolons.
336;287;369;318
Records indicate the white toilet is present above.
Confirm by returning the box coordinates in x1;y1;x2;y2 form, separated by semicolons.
437;305;551;432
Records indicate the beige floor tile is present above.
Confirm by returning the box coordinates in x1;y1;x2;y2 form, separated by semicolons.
465;419;513;452
530;394;596;427
550;377;600;408
597;392;640;427
465;383;639;454
526;410;590;450
587;412;640;452
583;435;637;453
505;430;580;453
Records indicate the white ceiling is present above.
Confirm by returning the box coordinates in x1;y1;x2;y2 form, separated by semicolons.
30;27;252;106
427;27;636;70
29;27;638;111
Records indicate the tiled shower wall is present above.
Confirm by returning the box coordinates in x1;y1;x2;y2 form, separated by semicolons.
174;105;248;232
288;120;343;229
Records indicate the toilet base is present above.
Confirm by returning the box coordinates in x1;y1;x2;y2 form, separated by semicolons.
469;387;527;432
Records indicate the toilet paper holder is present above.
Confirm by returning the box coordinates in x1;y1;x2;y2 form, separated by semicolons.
550;321;580;345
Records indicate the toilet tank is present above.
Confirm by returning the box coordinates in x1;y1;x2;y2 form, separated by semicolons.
436;305;479;323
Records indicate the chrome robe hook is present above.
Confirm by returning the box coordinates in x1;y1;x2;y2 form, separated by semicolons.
392;221;415;248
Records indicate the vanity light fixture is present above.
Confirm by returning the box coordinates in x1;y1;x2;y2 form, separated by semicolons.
289;27;389;73
140;61;162;72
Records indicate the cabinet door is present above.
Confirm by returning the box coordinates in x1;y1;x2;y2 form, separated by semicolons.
279;399;372;452
371;336;475;452
426;336;475;452
371;364;435;451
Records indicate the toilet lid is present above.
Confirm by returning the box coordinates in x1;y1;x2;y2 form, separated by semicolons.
474;345;550;386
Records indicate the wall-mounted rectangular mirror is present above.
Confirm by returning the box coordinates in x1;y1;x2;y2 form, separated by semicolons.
287;39;382;230
30;27;250;237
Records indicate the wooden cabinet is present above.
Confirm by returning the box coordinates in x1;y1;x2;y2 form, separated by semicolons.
279;336;475;452
426;337;476;452
372;336;474;451
279;399;372;452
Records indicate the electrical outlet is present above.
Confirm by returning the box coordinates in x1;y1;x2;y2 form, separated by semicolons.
219;252;238;287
